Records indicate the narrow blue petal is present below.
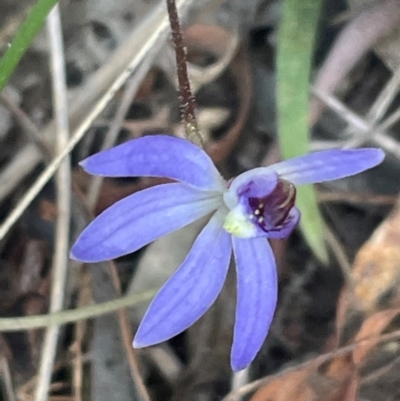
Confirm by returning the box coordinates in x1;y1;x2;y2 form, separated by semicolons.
70;183;222;262
80;135;225;191
271;148;384;185
231;237;277;371
133;208;231;347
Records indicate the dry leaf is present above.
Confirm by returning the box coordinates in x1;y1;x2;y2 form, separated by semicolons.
321;354;359;401
250;364;318;401
352;203;400;312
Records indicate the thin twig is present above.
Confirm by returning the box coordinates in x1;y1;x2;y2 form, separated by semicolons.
324;225;354;293
311;87;400;159
166;0;203;146
367;64;400;124
0;90;53;159
35;6;71;401
361;352;400;385
109;263;151;401
71;269;91;401
341;63;400;146
375;106;400;133
0;358;16;401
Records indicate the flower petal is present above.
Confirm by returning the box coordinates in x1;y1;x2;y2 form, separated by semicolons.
226;169;278;203
70;183;222;262
80;135;225;191
231;237;277;371
133;208;231;347
271;148;384;185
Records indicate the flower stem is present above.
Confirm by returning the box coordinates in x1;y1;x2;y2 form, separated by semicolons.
165;0;203;147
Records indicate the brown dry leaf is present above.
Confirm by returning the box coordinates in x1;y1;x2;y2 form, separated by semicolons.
321;354;359;401
250;363;318;401
324;370;358;401
250;350;361;401
352;308;400;364
351;203;400;313
251;354;365;401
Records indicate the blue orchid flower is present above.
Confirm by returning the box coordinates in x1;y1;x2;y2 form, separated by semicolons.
70;135;384;371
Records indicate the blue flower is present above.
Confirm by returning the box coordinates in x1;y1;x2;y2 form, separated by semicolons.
70;135;384;371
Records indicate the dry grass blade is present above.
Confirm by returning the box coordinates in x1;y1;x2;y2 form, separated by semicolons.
309;0;400;125
0;358;16;401
367;64;400;123
0;0;197;239
311;87;400;159
34;6;71;401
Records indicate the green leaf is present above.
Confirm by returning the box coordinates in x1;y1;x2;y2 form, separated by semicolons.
0;0;60;93
276;0;328;263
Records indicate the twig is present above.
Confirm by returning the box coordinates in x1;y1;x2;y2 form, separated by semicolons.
309;0;400;125
109;263;151;401
377;106;400;133
0;90;53;159
0;289;156;332
166;0;203;146
324;224;354;293
367;64;400;124
311;87;400;159
342;63;400;148
35;6;71;401
0;358;16;401
71;270;91;401
361;352;400;385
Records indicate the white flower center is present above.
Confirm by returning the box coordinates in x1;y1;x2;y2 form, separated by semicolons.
223;205;257;238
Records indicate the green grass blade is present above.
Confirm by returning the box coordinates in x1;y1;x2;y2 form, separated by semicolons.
276;0;328;262
0;0;59;93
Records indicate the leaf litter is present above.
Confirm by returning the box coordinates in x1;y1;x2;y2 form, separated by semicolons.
1;0;400;400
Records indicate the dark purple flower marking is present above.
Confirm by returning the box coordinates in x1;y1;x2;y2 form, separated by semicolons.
248;178;296;235
70;135;384;371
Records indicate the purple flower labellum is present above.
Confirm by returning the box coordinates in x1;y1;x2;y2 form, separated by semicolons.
248;178;296;234
70;135;384;371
